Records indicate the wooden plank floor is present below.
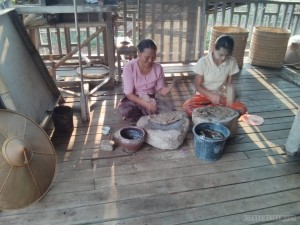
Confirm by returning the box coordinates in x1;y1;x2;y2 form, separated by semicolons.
1;62;300;224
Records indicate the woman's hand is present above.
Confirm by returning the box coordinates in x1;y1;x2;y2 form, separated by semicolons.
195;76;226;104
127;93;158;114
146;101;157;114
207;91;222;104
160;86;171;96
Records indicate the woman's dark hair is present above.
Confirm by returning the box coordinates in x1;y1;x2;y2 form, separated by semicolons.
137;39;157;52
215;35;234;55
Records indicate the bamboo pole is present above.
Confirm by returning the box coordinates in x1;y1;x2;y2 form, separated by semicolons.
73;0;90;122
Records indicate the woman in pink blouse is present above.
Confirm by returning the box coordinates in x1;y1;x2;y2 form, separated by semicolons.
117;39;173;121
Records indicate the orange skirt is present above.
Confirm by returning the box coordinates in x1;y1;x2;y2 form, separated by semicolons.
182;95;247;117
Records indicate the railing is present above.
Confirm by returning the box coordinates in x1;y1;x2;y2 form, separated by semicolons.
33;26;107;61
14;0;300;64
14;0;118;66
204;0;300;51
138;0;300;63
114;0;139;46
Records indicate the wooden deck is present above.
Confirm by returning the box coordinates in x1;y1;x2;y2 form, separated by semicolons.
1;61;300;224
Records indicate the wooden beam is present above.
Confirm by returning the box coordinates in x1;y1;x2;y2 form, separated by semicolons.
15;5;117;14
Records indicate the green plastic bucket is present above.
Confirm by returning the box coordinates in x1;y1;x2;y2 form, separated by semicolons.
192;123;230;161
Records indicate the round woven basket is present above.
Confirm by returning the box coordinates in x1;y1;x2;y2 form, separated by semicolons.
209;26;249;67
249;26;291;68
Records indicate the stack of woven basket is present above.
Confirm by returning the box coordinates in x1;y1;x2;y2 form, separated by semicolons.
249;26;291;68
209;26;249;68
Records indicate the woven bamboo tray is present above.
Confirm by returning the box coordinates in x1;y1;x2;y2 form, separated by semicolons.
209;26;249;68
249;26;291;68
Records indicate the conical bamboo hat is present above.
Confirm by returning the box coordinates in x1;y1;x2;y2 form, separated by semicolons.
0;109;56;210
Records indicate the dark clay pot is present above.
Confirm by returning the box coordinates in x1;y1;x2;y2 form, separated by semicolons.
116;126;145;153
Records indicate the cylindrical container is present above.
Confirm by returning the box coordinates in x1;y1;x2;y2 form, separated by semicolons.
249;26;291;68
102;126;111;135
52;105;74;133
117;126;145;153
192;106;239;138
192;123;230;161
285;107;300;155
209;26;249;67
284;35;300;65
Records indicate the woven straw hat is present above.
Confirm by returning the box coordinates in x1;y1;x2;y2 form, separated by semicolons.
0;110;56;210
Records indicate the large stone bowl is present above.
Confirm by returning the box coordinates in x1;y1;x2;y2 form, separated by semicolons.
192;106;239;138
136;111;190;150
114;126;145;153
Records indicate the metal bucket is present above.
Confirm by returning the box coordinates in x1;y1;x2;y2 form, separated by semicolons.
192;123;230;161
52;105;74;133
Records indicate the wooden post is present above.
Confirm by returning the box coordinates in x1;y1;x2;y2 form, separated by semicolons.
104;12;115;81
28;29;40;50
199;0;206;58
285;107;300;155
49;61;56;82
185;0;199;63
